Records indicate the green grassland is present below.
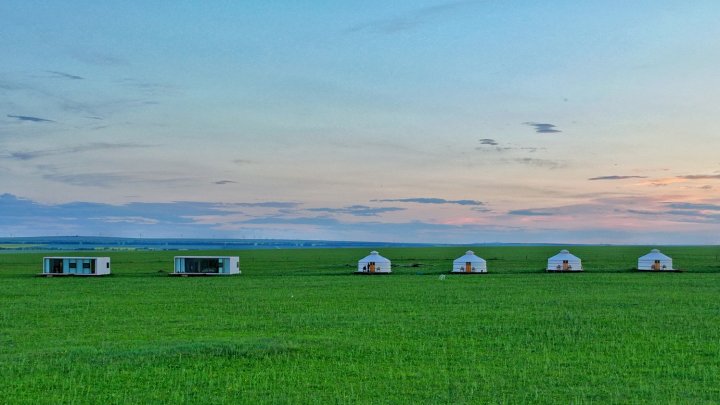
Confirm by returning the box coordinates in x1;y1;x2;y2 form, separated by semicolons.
1;246;720;404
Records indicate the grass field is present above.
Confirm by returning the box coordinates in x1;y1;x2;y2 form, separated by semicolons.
1;246;720;403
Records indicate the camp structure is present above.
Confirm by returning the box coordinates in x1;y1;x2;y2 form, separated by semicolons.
546;249;583;272
637;249;675;271
40;257;111;277
171;256;240;276
451;250;487;274
356;251;391;274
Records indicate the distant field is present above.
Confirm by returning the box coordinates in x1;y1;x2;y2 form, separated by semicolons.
0;244;43;249
1;246;719;403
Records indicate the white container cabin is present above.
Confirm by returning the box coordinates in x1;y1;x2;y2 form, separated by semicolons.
357;251;391;274
638;249;674;271
172;256;240;276
41;257;111;276
546;250;583;272
451;250;487;274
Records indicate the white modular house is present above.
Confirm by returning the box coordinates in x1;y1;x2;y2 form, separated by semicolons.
547;250;583;272
172;256;240;276
357;251;391;274
638;249;674;271
42;257;111;276
452;250;487;273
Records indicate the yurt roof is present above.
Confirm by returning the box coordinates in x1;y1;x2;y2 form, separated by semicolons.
548;249;581;261
453;250;486;263
639;249;671;261
359;251;390;263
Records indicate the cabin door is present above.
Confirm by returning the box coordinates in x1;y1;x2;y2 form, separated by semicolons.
50;259;63;274
562;260;569;270
368;262;376;273
86;259;96;274
465;262;472;273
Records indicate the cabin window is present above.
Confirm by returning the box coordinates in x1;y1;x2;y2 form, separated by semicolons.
69;262;77;269
83;262;91;269
106;262;110;268
184;258;223;273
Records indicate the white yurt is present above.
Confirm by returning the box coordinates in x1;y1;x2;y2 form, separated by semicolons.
172;256;241;276
452;250;487;273
547;249;583;272
637;249;673;271
41;257;111;276
357;251;391;274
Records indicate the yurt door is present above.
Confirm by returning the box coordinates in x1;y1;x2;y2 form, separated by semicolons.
369;262;376;273
653;260;660;271
465;262;472;273
562;260;569;270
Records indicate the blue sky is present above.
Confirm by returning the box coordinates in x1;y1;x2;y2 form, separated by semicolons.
2;1;720;243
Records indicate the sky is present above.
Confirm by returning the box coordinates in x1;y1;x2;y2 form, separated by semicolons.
1;1;720;244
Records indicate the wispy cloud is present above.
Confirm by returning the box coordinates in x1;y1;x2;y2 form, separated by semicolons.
507;209;554;216
214;180;236;185
475;139;543;153
116;78;178;97
665;202;720;211
373;197;484;206
511;158;564;169
37;165;194;188
588;175;648;181
42;172;138;188
70;50;128;66
7;114;55;123
640;174;720;187
307;205;405;217
678;174;720;180
89;216;159;225
524;122;562;133
2;142;151;161
347;0;478;34
624;209;662;216
233;202;300;208
46;70;84;80
477;146;542;153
